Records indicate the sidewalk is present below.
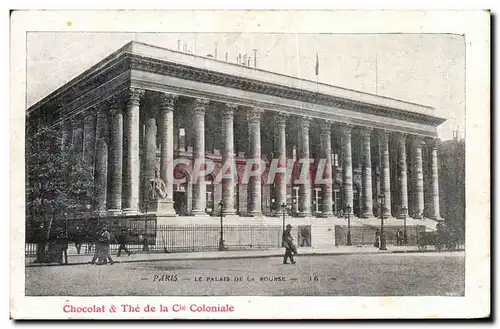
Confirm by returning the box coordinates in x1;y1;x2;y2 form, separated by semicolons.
25;245;442;267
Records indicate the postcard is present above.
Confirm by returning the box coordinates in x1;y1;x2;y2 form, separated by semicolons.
10;9;490;319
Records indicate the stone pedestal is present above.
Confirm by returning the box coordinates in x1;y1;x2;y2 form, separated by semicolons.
146;199;176;217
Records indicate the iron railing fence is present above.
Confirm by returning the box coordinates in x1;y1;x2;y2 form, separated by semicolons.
25;223;312;256
335;225;426;246
335;225;465;249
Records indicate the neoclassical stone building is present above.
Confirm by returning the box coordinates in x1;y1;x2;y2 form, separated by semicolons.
26;41;446;228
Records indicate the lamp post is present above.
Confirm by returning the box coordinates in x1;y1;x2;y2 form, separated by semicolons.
281;203;287;231
346;205;352;246
378;193;387;250
402;206;408;245
142;218;150;252
218;200;225;251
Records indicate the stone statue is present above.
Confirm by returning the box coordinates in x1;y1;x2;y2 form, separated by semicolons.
149;167;167;200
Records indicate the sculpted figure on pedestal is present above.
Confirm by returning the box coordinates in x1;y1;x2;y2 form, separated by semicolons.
149;167;167;200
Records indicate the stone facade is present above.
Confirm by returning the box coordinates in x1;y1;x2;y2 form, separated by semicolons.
26;41;446;227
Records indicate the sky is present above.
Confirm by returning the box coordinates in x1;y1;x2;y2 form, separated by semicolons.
26;32;465;141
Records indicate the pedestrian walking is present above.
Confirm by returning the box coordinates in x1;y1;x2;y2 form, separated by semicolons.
74;226;83;254
282;224;297;264
396;228;404;246
89;229;101;264
116;228;131;257
300;226;311;247
97;226;114;265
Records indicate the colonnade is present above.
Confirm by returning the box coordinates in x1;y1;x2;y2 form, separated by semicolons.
60;88;441;220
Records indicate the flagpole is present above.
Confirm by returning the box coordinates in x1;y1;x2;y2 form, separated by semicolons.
315;52;319;93
375;54;378;95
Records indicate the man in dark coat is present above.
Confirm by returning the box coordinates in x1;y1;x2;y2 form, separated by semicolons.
73;226;83;254
97;226;114;265
282;224;297;264
116;228;131;257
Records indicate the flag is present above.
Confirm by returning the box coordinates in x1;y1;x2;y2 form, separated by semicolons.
315;52;319;76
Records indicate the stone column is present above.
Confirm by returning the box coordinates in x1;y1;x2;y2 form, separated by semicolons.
320;121;333;216
341;125;354;215
94;109;108;215
379;130;392;217
429;139;441;219
361;128;373;218
144;113;157;192
61;120;72;152
71;115;84;154
247;107;264;216
107;103;124;214
221;103;237;215
275;113;288;210
298;117;312;217
191;98;208;215
122;88;144;214
159;93;177;210
83;112;96;165
398;133;409;218
412;137;425;219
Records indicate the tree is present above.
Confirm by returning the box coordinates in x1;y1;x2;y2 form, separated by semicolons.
26;126;94;262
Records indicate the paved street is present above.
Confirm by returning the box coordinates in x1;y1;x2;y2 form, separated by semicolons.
26;252;464;296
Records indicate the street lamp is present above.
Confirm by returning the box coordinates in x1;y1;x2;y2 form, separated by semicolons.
378;193;387;250
218;200;225;251
142;218;150;252
402;206;408;245
281;203;287;231
346;205;352;246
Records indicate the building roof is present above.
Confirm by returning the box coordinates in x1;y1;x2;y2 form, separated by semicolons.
26;41;446;133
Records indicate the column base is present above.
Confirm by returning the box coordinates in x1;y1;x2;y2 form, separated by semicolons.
106;209;122;216
247;211;263;217
317;212;333;218
297;212;312;217
93;210;108;218
191;210;208;216
396;212;409;219
222;209;236;215
412;215;423;220
122;209;140;216
360;213;374;219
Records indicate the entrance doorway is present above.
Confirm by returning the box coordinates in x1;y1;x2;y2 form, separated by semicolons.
173;186;187;216
353;184;361;217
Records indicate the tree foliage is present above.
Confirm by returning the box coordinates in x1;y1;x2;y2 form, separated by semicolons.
26;126;94;238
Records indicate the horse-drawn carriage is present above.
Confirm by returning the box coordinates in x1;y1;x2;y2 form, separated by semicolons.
417;223;464;252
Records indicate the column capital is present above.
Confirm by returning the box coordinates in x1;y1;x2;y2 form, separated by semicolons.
299;116;312;128
223;103;238;117
396;132;407;141
340;123;353;136
84;112;95;123
426;138;440;149
412;136;426;147
70;114;82;126
110;102;124;116
360;127;373;138
159;93;178;111
127;88;145;106
193;98;210;114
275;112;288;127
320;120;332;133
247;107;264;122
